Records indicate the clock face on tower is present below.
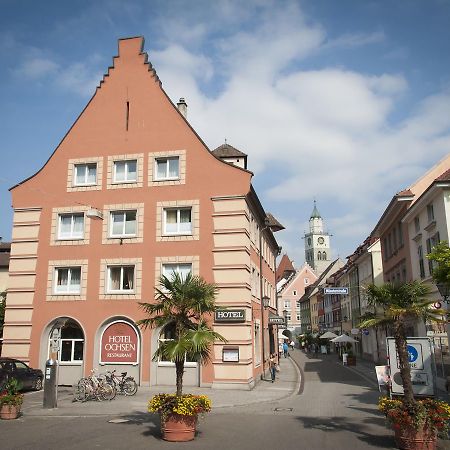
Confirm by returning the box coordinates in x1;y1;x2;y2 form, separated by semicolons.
318;237;325;244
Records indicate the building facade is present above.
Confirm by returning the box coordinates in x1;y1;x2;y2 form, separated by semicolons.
277;263;317;336
2;37;280;390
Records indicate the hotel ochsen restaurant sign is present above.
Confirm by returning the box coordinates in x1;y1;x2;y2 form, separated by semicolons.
100;321;139;364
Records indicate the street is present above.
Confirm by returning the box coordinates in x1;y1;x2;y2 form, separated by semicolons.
0;350;406;450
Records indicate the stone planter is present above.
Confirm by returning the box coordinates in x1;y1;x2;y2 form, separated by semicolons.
162;413;197;441
0;404;21;420
394;425;437;450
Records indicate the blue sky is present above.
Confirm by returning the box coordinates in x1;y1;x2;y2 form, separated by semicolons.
1;0;450;266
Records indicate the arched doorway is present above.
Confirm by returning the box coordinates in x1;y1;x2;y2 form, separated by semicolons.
152;323;199;386
42;318;85;386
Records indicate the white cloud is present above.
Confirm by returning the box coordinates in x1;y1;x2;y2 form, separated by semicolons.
325;31;385;49
15;57;59;79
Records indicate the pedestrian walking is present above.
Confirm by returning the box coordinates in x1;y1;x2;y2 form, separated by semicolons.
290;340;295;351
283;341;289;358
269;354;277;382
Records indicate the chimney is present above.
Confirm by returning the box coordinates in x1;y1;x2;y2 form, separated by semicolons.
177;98;187;118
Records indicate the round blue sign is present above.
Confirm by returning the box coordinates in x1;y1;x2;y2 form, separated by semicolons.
407;345;418;363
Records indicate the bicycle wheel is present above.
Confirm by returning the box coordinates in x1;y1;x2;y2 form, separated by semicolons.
123;379;138;396
73;380;88;402
100;382;116;401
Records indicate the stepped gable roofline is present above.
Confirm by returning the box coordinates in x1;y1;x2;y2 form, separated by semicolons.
212;143;247;158
10;36;252;191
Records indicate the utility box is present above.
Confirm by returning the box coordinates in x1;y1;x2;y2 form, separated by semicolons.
43;359;58;409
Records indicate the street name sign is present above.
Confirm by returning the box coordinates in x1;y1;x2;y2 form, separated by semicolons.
324;287;349;295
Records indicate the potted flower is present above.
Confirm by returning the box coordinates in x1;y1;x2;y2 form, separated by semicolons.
378;397;450;448
137;273;226;442
0;378;24;420
360;281;449;449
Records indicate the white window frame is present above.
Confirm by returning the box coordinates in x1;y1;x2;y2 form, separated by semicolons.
292;290;297;296
162;263;192;281
107;265;135;293
157;324;197;367
54;267;82;294
163;208;192;235
113;159;137;183
109;210;137;238
74;163;97;186
283;300;291;309
155;156;180;180
58;213;84;240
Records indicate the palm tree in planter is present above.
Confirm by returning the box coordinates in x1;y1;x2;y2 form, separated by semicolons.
359;281;450;449
137;272;226;442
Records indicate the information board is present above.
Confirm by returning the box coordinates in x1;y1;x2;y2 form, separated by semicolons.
387;337;435;396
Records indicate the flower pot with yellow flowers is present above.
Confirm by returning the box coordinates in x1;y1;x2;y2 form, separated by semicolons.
137;273;226;442
359;281;450;450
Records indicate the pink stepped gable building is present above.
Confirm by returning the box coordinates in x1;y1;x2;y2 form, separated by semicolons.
2;37;282;389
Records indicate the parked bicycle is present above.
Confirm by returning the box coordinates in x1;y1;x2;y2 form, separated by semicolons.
73;369;116;402
104;370;138;396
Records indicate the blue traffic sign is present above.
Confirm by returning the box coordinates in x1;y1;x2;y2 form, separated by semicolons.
407;345;418;363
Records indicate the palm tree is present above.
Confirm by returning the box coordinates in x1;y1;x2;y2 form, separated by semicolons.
137;273;226;396
359;281;444;406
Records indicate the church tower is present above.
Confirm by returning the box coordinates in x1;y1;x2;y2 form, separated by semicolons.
304;201;332;275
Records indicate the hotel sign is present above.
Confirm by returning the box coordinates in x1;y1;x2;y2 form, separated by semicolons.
324;287;349;295
100;321;139;365
215;309;246;323
268;316;286;325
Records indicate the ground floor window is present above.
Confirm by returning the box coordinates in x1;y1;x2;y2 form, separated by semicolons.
158;323;196;365
55;320;84;363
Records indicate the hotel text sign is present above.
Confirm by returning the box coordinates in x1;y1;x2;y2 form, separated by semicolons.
268;316;286;325
215;309;246;323
100;322;138;364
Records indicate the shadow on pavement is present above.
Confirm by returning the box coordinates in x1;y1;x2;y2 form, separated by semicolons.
294;415;394;448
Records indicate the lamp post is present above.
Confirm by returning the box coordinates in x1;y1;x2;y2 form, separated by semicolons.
260;295;271;380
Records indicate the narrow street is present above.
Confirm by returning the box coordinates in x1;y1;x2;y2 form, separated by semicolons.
2;350;399;450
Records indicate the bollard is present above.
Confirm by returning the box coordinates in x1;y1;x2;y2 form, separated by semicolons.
43;358;58;408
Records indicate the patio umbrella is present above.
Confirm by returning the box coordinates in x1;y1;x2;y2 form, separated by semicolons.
331;334;357;343
319;331;338;339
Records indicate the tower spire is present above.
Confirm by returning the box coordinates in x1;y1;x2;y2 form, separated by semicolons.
310;199;321;219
